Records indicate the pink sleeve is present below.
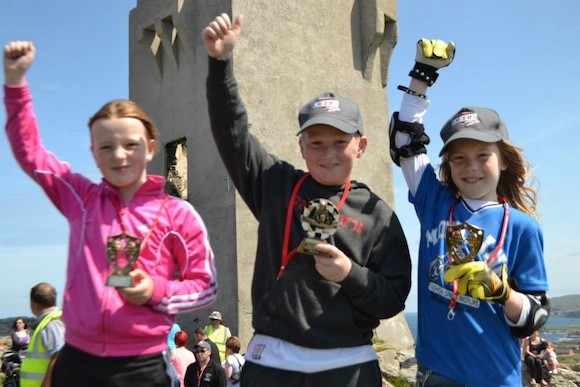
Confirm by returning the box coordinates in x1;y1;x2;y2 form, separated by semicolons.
150;200;218;314
4;85;93;216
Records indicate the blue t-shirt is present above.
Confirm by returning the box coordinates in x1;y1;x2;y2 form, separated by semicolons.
411;165;548;387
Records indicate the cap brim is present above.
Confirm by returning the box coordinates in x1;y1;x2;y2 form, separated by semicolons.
297;116;359;135
439;129;504;156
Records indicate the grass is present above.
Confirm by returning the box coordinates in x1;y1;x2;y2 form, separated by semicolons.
372;336;392;353
559;353;580;366
384;375;412;387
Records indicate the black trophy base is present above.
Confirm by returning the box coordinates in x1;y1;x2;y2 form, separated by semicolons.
297;238;332;258
106;274;135;288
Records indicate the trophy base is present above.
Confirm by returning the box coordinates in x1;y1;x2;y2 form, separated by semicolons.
297;238;332;258
106;275;135;288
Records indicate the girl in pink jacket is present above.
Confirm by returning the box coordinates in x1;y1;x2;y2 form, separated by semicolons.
4;41;218;386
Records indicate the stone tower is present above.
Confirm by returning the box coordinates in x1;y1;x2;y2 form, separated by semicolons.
128;0;413;351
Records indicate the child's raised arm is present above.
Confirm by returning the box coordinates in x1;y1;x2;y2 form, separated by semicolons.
3;41;35;86
389;38;455;196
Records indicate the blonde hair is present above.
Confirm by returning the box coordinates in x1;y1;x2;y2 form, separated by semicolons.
88;100;159;144
439;140;538;217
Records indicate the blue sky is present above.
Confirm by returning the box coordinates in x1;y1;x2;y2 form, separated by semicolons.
0;1;578;317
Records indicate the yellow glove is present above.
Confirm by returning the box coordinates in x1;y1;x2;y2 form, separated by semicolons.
409;38;455;86
416;38;456;69
443;261;511;304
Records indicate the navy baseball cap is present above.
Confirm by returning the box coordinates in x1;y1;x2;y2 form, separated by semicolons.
439;107;509;156
297;92;364;136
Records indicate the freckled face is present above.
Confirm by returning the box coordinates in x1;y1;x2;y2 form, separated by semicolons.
91;117;156;200
447;139;506;201
299;124;367;186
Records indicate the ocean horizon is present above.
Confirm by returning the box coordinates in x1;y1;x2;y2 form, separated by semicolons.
403;312;580;343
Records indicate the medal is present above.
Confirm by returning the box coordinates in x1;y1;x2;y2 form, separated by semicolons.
105;194;168;288
297;198;340;258
277;174;350;279
446;222;484;265
106;233;141;288
445;197;509;320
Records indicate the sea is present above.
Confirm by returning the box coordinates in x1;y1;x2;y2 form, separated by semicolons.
404;312;580;343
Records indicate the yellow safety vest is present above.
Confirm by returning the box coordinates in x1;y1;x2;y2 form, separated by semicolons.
204;325;230;362
20;311;63;387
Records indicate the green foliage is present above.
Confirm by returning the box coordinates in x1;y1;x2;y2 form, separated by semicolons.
385;374;412;387
371;336;385;345
372;335;392;352
550;294;580;317
559;353;580;366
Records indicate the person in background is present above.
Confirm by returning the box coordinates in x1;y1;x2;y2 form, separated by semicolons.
191;327;221;366
10;317;30;356
19;282;65;387
541;340;560;375
168;323;183;358
203;311;231;363
523;330;549;385
390;38;550;386
184;341;226;387
3;40;218;387
171;331;196;387
222;336;244;387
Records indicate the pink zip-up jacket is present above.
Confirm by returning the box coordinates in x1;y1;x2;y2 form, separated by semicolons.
4;85;218;357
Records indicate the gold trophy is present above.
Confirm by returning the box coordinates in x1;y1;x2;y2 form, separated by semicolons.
297;198;340;258
106;233;141;288
446;222;484;264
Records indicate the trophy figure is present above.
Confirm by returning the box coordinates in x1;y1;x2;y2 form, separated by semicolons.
297;198;340;258
446;222;484;264
106;233;141;288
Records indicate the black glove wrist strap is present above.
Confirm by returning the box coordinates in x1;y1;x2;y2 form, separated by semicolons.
409;62;439;86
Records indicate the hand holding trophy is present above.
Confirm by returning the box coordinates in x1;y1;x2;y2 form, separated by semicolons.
298;198;340;258
444;221;512;304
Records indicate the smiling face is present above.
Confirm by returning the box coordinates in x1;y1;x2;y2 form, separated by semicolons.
91;117;157;202
446;139;506;202
299;124;367;186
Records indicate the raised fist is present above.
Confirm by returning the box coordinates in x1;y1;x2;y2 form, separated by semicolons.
202;13;244;59
4;41;35;85
416;38;456;69
409;38;455;86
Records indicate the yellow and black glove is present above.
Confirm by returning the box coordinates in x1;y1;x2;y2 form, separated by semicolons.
410;38;456;86
443;261;511;304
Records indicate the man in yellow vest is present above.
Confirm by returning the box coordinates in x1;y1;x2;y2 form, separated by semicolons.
20;282;65;387
203;311;231;363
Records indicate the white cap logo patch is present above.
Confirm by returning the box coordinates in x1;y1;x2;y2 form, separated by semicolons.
312;98;340;112
451;112;480;127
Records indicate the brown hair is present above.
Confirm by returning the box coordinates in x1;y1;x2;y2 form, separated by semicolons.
12;317;28;330
30;282;57;308
88;99;159;145
439;140;538;217
225;336;241;353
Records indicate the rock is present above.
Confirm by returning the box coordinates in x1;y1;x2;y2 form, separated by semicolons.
373;313;580;386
